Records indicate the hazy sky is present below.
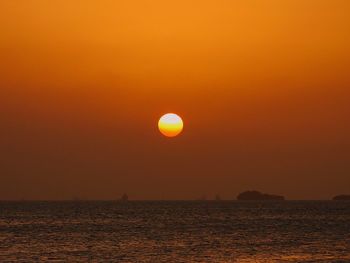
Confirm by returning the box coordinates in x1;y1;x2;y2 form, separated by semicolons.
1;0;349;200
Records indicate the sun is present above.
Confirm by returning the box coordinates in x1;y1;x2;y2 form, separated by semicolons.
158;113;184;137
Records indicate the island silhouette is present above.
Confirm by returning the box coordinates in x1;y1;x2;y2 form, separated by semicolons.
332;194;350;201
237;190;285;201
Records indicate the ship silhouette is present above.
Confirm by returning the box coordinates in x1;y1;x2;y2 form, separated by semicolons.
119;193;129;202
237;190;285;201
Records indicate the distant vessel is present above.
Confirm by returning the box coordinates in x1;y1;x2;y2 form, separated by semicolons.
215;194;221;201
119;193;129;202
332;195;350;201
237;190;285;201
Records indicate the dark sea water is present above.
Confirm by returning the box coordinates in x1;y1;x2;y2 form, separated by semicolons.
0;201;350;262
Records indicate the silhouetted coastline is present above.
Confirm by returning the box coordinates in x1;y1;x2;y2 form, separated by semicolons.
333;195;350;201
237;190;285;201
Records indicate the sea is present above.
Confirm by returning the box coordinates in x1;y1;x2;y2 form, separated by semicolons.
0;201;349;262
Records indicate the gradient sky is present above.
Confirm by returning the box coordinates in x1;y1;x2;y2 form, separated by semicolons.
1;0;349;200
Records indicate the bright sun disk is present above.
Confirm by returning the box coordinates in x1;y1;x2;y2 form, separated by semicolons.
158;113;184;137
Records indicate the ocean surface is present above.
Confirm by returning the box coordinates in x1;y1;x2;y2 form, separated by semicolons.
0;201;349;262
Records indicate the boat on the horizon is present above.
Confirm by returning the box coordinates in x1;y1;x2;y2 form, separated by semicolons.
237;190;285;201
118;193;129;202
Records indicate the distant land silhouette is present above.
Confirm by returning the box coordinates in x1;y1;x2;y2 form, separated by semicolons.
332;195;350;201
237;191;285;201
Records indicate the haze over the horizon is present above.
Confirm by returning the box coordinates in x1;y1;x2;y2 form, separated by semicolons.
1;0;349;200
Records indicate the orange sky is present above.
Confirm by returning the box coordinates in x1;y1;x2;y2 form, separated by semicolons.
0;0;349;200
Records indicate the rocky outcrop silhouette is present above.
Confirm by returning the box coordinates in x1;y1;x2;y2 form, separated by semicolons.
237;190;285;201
332;195;350;201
